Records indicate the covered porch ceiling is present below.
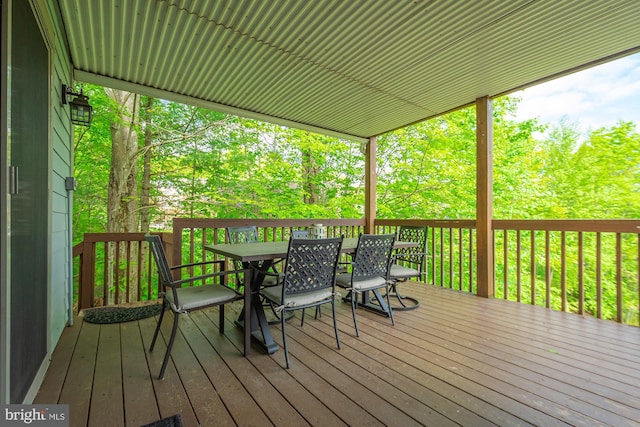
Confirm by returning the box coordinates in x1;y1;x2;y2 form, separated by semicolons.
58;0;640;143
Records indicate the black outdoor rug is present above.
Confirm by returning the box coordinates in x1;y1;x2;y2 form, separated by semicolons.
141;414;182;427
82;303;163;324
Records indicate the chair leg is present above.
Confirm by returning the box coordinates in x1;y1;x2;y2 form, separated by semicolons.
267;296;281;319
281;309;290;369
385;284;395;326
158;311;179;380
332;301;341;350
301;307;321;326
351;290;360;337
388;280;404;307
149;299;167;352
219;304;225;334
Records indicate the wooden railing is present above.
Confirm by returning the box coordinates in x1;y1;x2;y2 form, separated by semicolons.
172;218;367;268
72;218;640;325
73;232;172;309
375;219;477;291
492;220;640;326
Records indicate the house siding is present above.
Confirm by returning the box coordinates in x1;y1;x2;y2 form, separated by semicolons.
45;0;73;354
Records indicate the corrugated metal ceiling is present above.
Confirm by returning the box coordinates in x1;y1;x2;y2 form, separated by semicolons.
57;0;640;142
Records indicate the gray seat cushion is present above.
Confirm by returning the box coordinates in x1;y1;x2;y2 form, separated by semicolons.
335;273;387;291
166;285;238;312
389;264;420;279
261;275;280;287
261;285;332;308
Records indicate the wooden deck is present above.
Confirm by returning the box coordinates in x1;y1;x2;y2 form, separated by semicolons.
35;284;640;427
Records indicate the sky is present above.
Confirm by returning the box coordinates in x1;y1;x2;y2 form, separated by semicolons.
513;51;640;138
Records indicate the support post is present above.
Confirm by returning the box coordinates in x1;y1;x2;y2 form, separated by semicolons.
364;136;377;234
476;96;494;297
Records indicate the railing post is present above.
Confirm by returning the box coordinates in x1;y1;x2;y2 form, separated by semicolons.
364;136;376;234
172;221;183;280
476;96;494;298
161;232;174;266
79;239;95;309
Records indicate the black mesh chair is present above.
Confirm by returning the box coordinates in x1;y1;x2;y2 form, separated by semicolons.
227;226;259;244
260;237;344;368
146;235;242;379
226;226;280;287
388;226;428;310
335;233;396;336
227;226;287;324
291;229;309;239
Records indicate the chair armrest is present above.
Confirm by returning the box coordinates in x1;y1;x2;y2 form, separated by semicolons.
393;252;430;262
170;259;225;271
169;268;247;292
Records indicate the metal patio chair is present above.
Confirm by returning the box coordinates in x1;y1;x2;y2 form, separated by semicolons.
260;237;344;368
388;225;428;310
226;226;284;322
335;233;396;336
291;229;309;239
146;234;242;379
226;225;281;286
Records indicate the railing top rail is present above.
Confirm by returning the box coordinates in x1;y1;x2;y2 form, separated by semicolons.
173;218;366;229
375;219;476;229
493;219;640;233
377;219;640;234
79;231;168;243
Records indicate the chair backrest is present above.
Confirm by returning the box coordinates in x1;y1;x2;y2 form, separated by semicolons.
291;229;309;239
227;226;259;244
282;237;343;296
395;226;428;268
351;233;395;281
145;234;174;287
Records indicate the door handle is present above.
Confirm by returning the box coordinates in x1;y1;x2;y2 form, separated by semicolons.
9;165;18;195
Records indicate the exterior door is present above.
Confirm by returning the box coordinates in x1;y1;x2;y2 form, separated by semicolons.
9;0;49;403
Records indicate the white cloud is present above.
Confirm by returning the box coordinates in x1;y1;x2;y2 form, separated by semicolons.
514;52;640;135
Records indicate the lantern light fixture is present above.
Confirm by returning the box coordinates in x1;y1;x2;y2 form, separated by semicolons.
62;84;93;127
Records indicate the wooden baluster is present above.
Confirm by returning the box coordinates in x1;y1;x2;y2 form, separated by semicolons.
560;231;566;312
545;230;550;309
516;229;521;303
596;232;602;319
449;228;454;289
458;228;463;290
530;231;536;305
616;233;622;323
578;232;584;315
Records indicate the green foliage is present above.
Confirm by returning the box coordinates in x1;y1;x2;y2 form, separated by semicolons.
73;84;640;323
72;85;113;240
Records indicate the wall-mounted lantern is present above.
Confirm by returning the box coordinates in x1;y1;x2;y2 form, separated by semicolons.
62;84;92;126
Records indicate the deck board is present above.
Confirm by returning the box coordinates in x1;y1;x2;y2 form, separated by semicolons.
120;321;160;426
35;284;640;427
88;321;124;426
58;321;99;427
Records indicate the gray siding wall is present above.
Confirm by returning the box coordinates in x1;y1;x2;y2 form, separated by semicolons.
42;0;73;352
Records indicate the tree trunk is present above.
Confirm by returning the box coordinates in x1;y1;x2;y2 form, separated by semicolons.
105;88;140;233
105;88;140;303
302;148;320;204
140;97;154;232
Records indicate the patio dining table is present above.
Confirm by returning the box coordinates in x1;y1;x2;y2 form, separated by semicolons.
205;237;417;356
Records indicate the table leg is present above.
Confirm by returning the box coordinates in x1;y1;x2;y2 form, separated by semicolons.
236;261;279;354
361;289;392;317
343;289;392;318
243;268;252;356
